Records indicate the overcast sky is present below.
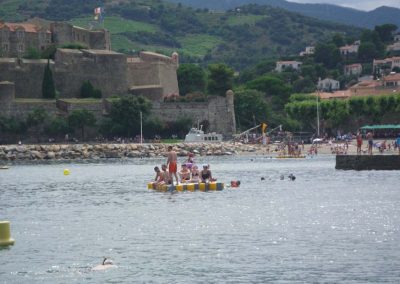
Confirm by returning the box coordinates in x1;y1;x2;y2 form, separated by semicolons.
288;0;400;11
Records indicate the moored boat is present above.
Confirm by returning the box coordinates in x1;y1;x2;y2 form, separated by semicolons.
184;127;223;143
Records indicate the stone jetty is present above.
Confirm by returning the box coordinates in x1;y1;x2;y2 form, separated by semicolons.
0;143;260;161
336;155;400;170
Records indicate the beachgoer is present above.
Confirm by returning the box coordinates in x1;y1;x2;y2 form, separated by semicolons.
166;146;178;185
190;165;200;183
92;258;116;271
161;164;171;185
230;180;240;187
185;153;195;169
356;131;363;155
152;166;164;187
366;131;373;155
397;135;400;155
200;164;212;183
179;164;191;183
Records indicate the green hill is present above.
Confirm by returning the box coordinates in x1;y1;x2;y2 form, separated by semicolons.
0;0;363;69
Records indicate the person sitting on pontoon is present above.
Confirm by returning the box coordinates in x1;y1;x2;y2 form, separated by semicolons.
179;164;191;183
200;164;213;183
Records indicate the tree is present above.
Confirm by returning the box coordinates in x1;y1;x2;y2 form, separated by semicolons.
108;96;152;137
177;64;206;96
332;33;345;47
68;109;96;140
80;80;102;98
234;89;271;130
245;75;292;109
207;63;234;96
26;108;49;142
44;116;70;138
42;60;56;99
314;43;341;69
375;24;398;43
358;42;378;62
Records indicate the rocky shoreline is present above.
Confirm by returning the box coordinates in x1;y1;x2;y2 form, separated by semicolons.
0;142;261;161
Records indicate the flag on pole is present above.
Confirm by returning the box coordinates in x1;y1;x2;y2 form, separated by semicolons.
94;7;102;21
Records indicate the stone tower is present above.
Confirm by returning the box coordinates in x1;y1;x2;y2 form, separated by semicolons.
226;90;236;137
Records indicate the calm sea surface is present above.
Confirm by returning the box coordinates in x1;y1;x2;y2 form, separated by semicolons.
1;155;399;283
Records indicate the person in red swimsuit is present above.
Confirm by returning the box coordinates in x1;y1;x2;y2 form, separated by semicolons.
167;146;179;185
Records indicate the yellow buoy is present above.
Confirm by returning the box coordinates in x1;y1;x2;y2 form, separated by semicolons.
0;221;15;246
63;169;70;176
209;182;217;191
186;184;195;192
199;183;207;191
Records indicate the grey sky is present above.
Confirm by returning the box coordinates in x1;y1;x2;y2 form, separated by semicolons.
288;0;400;11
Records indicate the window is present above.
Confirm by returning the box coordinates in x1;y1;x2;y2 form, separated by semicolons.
2;44;9;51
2;29;9;39
18;44;24;52
17;30;24;39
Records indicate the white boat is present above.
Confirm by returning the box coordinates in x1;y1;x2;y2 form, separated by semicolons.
184;127;223;143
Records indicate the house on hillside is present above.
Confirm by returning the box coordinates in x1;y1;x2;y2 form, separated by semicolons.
339;41;360;55
394;34;400;42
299;46;315;56
382;73;400;87
344;63;362;76
373;57;400;74
317;78;340;92
275;61;302;72
387;42;400;52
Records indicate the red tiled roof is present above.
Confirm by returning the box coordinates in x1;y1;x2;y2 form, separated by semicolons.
0;22;50;33
383;73;400;82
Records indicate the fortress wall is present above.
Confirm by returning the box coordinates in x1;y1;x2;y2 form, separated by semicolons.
54;50;127;98
11;101;58;117
151;101;209;123
158;62;179;96
67;102;104;118
89;30;111;50
15;59;49;99
0;59;17;82
50;22;73;45
127;61;161;87
151;95;236;136
0;81;15;116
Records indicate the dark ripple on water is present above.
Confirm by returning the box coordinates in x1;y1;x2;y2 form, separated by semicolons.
1;155;400;283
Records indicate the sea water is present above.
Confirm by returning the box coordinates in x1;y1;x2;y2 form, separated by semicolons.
1;156;399;283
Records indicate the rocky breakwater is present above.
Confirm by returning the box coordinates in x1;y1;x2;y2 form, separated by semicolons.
0;143;260;161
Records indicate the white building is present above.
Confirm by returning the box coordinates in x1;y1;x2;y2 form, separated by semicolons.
299;46;315;56
317;78;340;91
339;44;359;55
373;57;400;73
344;63;363;76
275;61;302;72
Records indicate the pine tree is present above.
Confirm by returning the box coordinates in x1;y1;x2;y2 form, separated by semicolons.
42;60;56;99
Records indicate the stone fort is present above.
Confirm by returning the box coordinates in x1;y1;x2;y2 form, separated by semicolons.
0;21;236;137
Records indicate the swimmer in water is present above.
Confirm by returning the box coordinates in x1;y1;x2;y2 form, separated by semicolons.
92;257;117;271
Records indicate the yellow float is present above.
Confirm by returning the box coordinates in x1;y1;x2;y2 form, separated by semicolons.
0;221;15;246
147;182;224;192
